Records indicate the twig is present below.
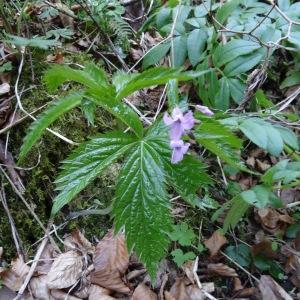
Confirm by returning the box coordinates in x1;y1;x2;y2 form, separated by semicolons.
0;165;59;250
0;187;25;258
13;227;51;300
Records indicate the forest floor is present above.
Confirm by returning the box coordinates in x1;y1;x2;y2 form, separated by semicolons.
0;1;300;299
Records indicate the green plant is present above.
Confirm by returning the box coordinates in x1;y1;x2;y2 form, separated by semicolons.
143;0;300;110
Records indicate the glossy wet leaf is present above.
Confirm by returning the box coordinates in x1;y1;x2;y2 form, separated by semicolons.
52;132;136;215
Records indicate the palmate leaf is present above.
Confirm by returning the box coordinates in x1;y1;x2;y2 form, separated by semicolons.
44;64;143;137
44;63;109;92
19;92;84;161
51;132;137;215
115;67;210;101
145;119;212;204
113;137;172;278
87;88;143;138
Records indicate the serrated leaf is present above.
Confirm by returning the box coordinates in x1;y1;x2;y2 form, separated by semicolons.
223;196;250;232
142;42;171;69
213;39;260;67
169;223;196;246
19;93;83;161
113;137;172;278
264;125;283;156
44;63;108;92
51;132;136;216
171;249;196;267
187;29;207;66
87;88;143;138
115;67;209;101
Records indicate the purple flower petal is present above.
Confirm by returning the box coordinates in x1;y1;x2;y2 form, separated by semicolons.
170;121;183;141
171;107;183;120
163;112;174;126
181;110;195;130
196;105;214;116
170;140;190;164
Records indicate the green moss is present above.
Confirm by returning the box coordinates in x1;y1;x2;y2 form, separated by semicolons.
0;51;118;259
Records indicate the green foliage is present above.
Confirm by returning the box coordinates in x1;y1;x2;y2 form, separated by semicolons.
20;63;211;278
4;33;60;49
52;132;137;216
224;244;251;267
169;222;196;246
262;160;300;185
145;0;300;110
171;249;196;267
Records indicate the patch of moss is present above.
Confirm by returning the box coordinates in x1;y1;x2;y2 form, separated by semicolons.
0;51;118;259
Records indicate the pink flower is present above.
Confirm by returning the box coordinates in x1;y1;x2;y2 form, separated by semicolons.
163;107;194;164
195;105;214;116
170;140;190;164
163;107;195;140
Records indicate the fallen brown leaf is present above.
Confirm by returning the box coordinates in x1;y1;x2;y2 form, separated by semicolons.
252;239;277;259
50;289;82;300
132;283;157;300
256;208;293;234
46;250;83;289
181;261;195;284
233;277;243;291
0;256;29;291
64;229;94;254
207;263;238;277
29;275;50;300
88;285;116;300
285;254;300;288
36;243;57;275
204;231;227;257
90;230;130;294
258;275;293;300
167;278;214;300
0;82;10;95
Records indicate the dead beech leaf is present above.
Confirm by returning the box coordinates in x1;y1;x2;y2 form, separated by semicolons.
258;275;293;300
0;82;10;95
36;243;57;275
207;263;238;277
90;230;129;294
252;239;277;259
132;283;157;300
233;277;243;291
169;278;189;300
29;275;50;300
204;231;227;257
46;250;83;289
182;261;194;284
164;291;175;300
64;229;94;254
88;285;116;300
0;256;29;291
285;255;300;288
50;289;81;300
256;208;293;234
